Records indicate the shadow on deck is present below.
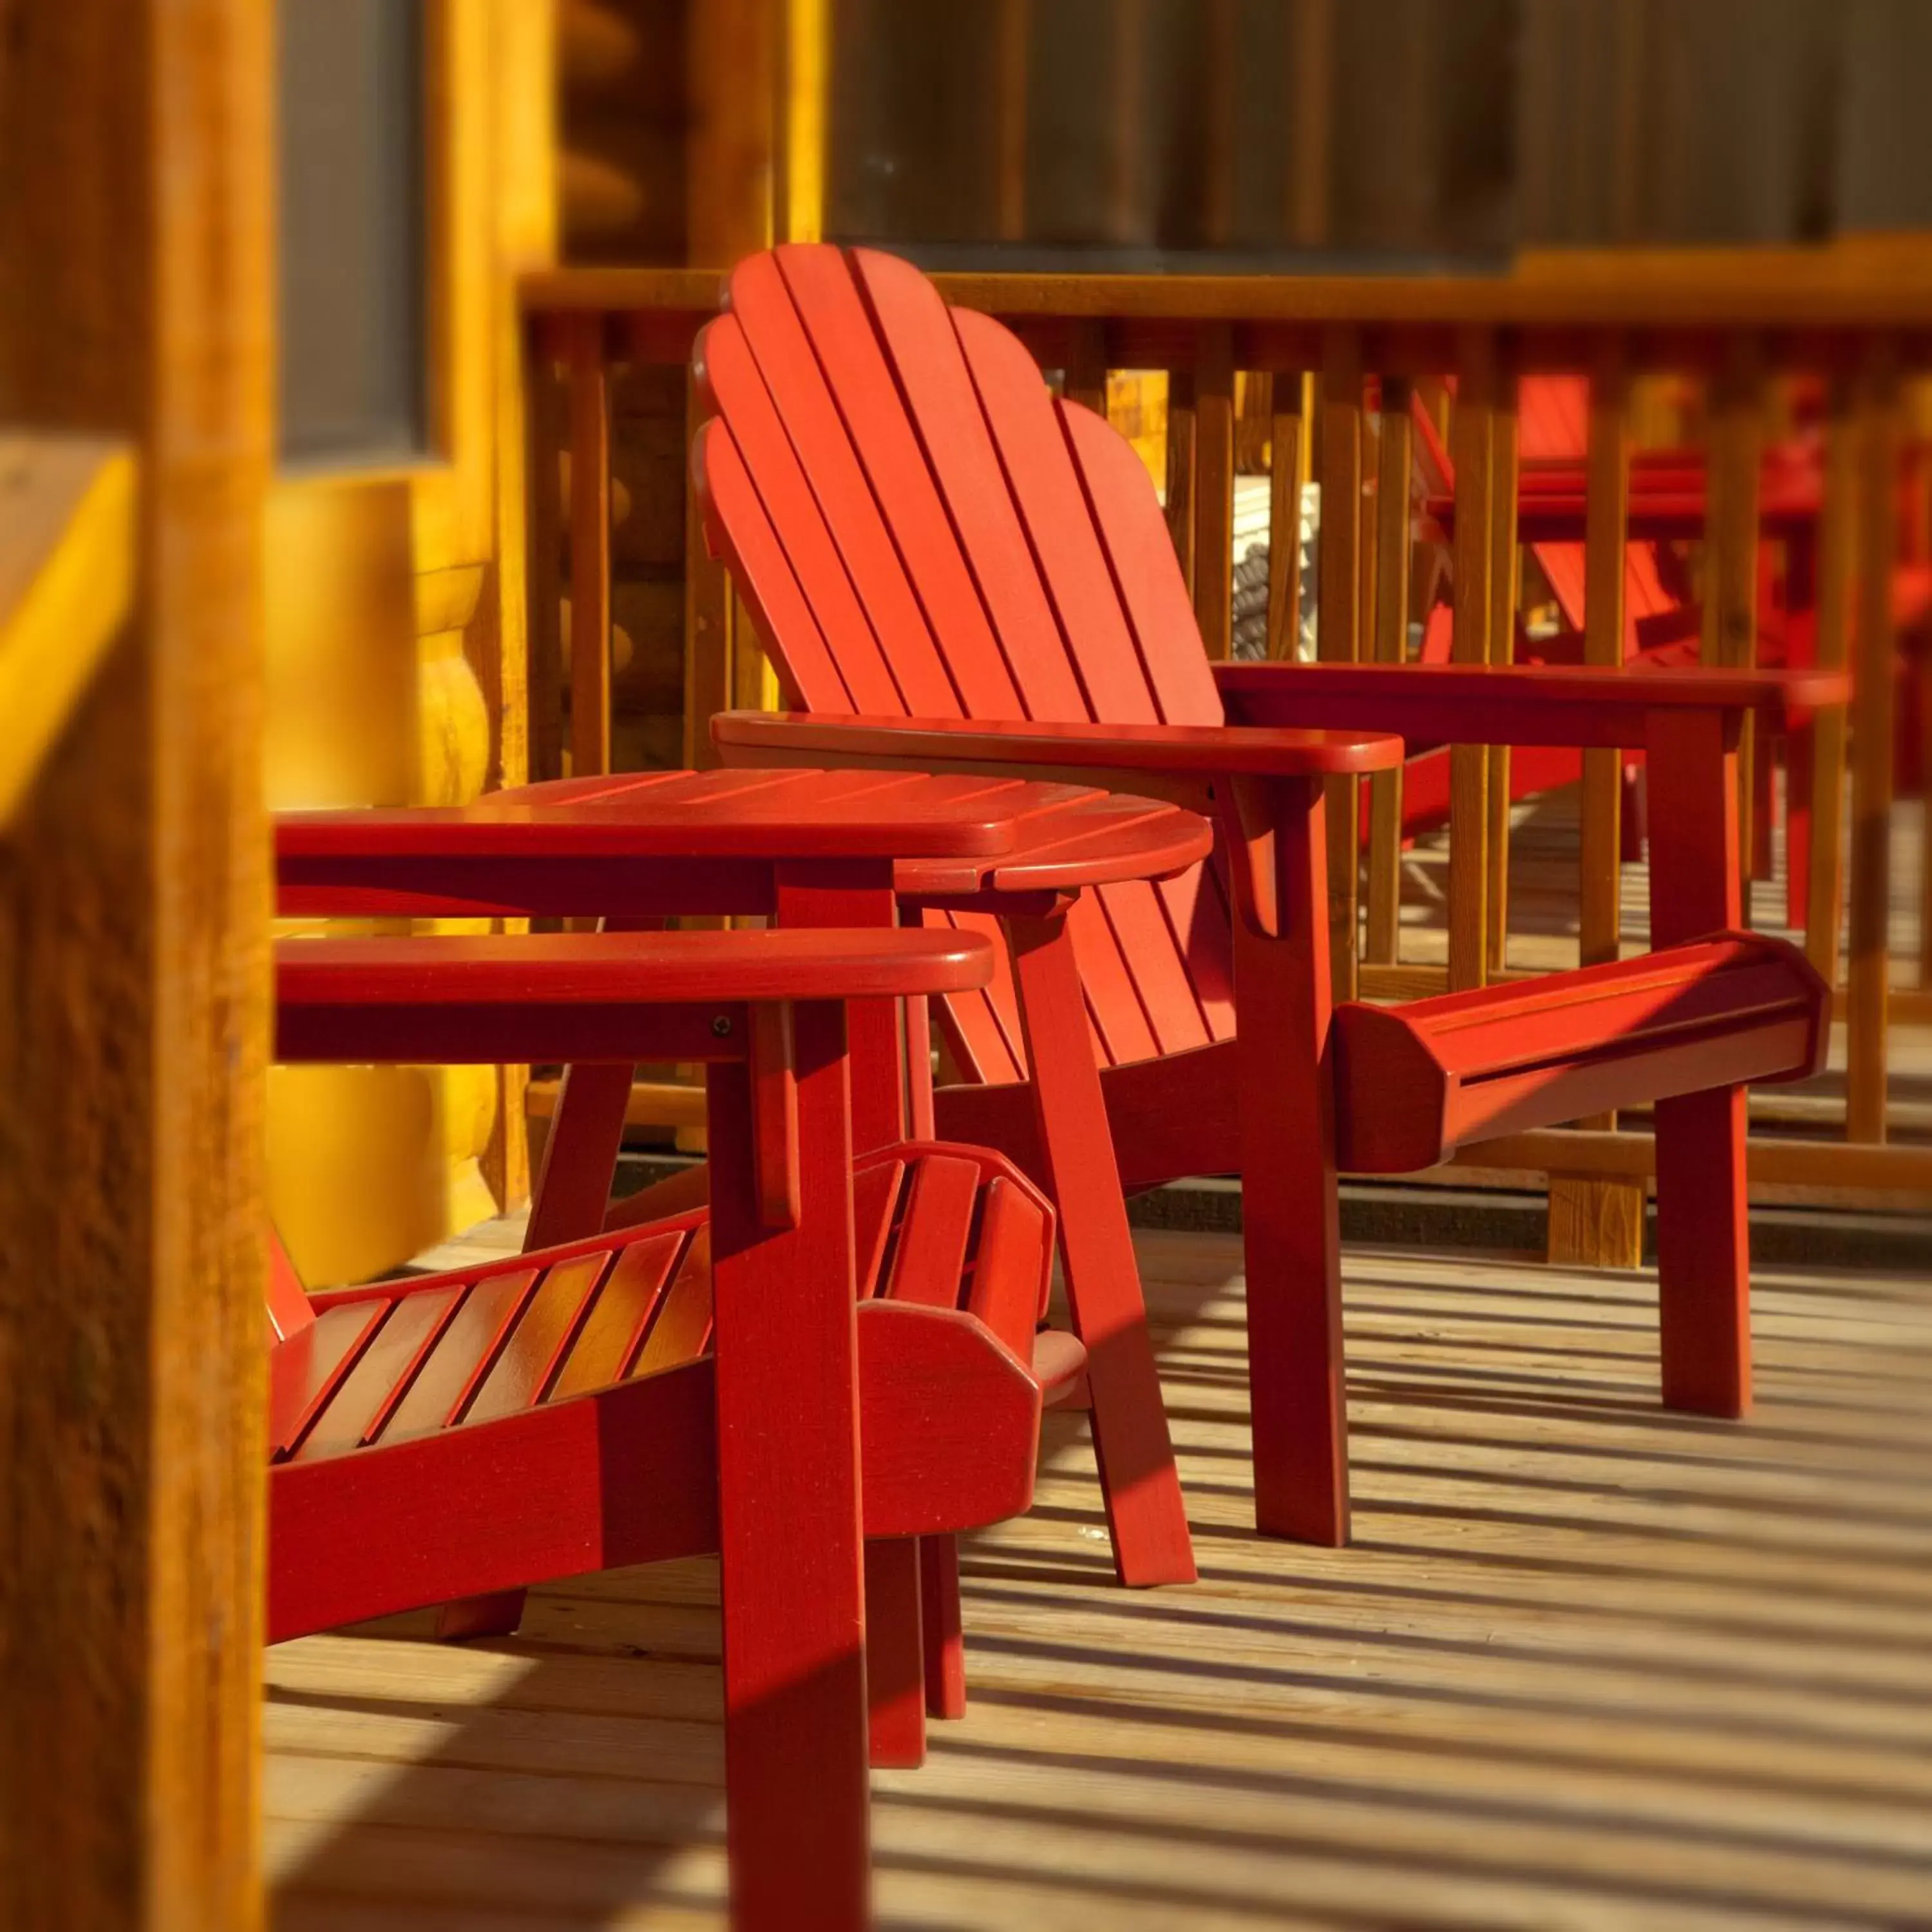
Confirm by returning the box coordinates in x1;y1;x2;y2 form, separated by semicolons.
269;1229;1932;1931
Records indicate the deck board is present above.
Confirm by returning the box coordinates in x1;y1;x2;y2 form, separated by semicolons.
269;1229;1932;1929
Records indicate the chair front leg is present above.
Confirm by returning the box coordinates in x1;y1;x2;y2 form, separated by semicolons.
1646;710;1752;1416
710;1001;870;1931
918;1533;967;1719
1222;776;1350;1546
1007;905;1196;1587
773;864;935;1759
862;1540;927;1768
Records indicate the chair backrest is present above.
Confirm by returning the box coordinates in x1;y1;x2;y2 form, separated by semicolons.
1414;375;1681;652
694;243;1238;1079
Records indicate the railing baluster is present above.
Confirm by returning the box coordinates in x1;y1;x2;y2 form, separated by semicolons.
567;313;612;777
1580;340;1630;967
1366;374;1413;964
1195;324;1236;659
1065;319;1107;419
684;361;732;770
1550;338;1644;1270
1448;329;1496;992
1701;337;1765;907
1165;368;1198;598
1806;374;1857;988
1486;354;1520;975
1848;343;1900;1142
526;316;566;784
1318;328;1364;998
1266;370;1312;661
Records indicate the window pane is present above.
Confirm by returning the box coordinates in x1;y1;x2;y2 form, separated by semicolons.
278;0;427;464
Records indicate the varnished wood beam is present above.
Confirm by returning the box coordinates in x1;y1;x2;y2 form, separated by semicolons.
0;1;272;1926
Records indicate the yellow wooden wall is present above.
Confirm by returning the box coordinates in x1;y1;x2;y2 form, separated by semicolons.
269;0;553;1286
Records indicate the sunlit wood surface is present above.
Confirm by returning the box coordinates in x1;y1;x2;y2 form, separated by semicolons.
269;1223;1932;1931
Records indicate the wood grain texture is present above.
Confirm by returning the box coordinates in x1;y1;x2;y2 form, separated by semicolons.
0;2;272;1926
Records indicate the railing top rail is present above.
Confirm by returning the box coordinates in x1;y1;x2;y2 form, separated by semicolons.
521;239;1932;332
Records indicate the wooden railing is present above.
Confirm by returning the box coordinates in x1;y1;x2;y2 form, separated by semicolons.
519;244;1932;1221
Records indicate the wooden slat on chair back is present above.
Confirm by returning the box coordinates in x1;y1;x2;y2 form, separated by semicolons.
696;244;1237;1081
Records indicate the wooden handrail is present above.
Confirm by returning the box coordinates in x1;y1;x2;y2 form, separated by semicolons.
0;434;137;828
522;237;1932;333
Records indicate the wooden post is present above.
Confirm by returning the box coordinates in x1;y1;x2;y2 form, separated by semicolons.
994;0;1030;242
1847;346;1900;1143
1447;331;1495;992
1318;330;1364;999
1065;319;1108;420
1486;357;1520;976
0;1;272;1925
779;0;829;245
1549;343;1645;1270
1166;368;1198;597
1806;379;1857;989
526;322;566;783
1266;371;1312;661
1702;338;1765;908
566;315;612;777
1285;0;1334;249
1194;325;1236;659
685;366;734;770
1365;376;1413;964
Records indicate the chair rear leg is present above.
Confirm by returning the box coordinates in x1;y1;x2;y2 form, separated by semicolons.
434;1590;526;1641
1653;1084;1752;1416
863;1540;926;1768
919;1534;967;1719
1007;910;1195;1588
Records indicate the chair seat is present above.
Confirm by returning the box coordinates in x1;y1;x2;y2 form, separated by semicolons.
267;1142;1067;1641
273;1142;1060;1464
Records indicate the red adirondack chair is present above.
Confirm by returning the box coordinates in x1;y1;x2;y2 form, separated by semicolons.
270;925;1066;1932
690;242;1844;1551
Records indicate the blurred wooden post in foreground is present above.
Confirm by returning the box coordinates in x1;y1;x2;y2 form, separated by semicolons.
0;2;272;1927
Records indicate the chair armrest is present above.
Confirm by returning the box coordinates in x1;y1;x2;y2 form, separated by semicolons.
275;929;993;1066
278;928;994;1232
1214;661;1850;750
712;709;1404;779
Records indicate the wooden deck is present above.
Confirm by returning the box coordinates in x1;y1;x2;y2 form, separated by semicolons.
269;1226;1932;1931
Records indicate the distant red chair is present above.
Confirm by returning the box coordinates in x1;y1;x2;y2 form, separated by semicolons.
269;926;1065;1932
693;242;1842;1550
